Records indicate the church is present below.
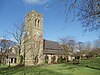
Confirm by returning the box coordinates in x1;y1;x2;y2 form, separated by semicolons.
3;10;72;66
21;10;65;65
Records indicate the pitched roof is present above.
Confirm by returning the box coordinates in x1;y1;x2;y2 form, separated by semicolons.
43;40;64;54
43;40;62;50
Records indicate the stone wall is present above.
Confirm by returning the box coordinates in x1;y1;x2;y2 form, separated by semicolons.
23;10;44;65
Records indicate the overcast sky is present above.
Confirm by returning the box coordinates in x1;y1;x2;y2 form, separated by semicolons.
0;0;99;42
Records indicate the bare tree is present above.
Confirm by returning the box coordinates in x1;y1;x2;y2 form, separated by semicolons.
84;42;92;51
59;36;76;61
0;39;11;51
94;39;100;48
9;22;25;65
0;39;11;65
64;0;100;31
77;42;85;59
93;38;100;56
46;0;100;31
84;42;94;57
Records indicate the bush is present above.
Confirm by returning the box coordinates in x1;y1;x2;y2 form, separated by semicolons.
51;56;56;63
75;56;80;60
57;56;66;63
73;59;80;65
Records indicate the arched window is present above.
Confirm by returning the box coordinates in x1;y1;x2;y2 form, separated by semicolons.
14;58;16;63
35;19;37;27
38;20;40;27
11;58;13;63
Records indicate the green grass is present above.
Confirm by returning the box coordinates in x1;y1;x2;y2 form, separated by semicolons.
80;57;100;70
0;57;100;75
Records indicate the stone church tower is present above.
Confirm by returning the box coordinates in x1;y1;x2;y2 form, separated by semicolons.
24;10;44;65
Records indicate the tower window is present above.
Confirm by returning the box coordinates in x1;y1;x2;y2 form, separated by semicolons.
35;19;37;27
38;20;40;27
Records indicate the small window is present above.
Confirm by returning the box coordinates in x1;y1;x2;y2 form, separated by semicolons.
35;19;37;26
11;58;13;63
38;20;40;27
14;58;16;63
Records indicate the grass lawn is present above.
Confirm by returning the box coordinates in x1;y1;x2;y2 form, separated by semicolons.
0;57;100;75
80;57;100;70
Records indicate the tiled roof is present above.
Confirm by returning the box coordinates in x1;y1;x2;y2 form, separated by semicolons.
43;40;62;50
43;40;64;54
